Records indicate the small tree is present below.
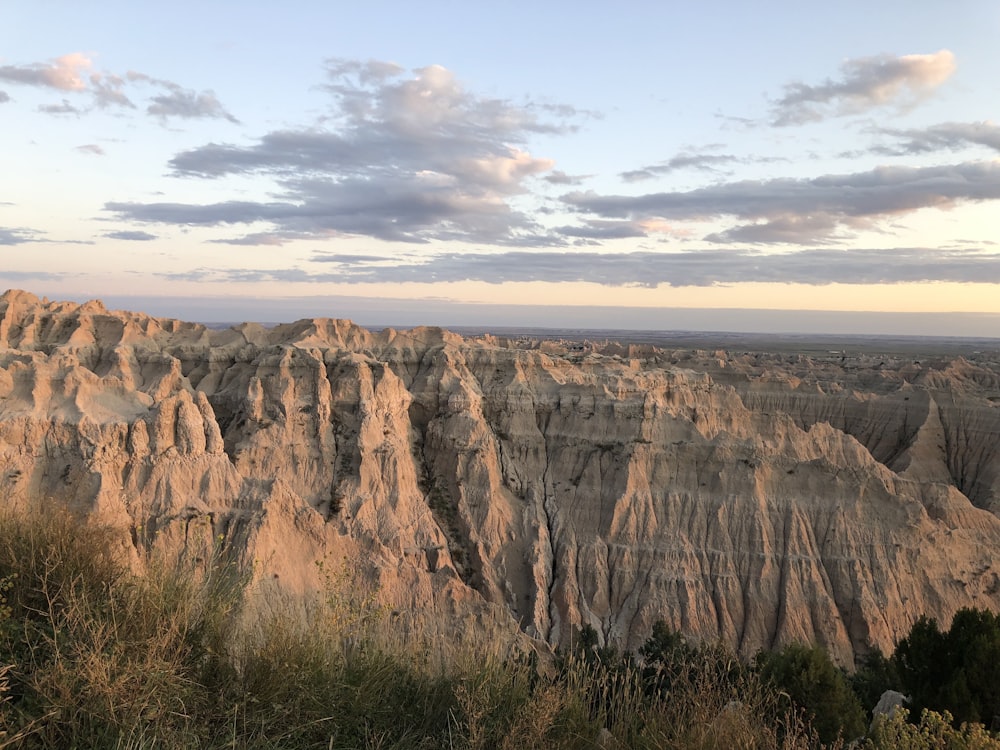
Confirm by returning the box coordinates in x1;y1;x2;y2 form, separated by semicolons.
894;607;1000;727
638;620;696;696
571;623;623;670
756;642;867;743
851;648;902;719
638;620;748;702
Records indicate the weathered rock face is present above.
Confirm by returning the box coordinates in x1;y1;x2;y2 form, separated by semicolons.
3;288;1000;665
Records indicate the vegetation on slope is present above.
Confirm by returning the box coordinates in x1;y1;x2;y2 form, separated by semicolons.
893;608;1000;727
2;507;1000;749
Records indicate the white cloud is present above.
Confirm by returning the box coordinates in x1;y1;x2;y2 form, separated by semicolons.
0;53;92;91
108;60;577;246
770;50;956;125
0;53;234;121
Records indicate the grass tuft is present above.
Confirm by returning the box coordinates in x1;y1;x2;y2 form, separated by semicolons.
1;506;833;748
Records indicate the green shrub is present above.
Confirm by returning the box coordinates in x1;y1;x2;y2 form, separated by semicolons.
851;648;901;720
867;707;1000;750
894;608;1000;727
556;622;820;749
756;642;866;744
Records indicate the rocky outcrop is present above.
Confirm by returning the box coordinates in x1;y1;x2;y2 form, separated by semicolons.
3;288;1000;665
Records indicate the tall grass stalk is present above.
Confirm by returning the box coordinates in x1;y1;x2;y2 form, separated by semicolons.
1;506;829;748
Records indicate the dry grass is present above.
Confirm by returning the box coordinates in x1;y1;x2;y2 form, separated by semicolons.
1;507;828;749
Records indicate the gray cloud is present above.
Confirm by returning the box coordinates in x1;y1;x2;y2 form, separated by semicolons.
160;267;320;284
621;152;790;183
39;99;82;115
564;160;1000;244
0;270;66;282
704;215;844;245
92;74;133;109
207;232;301;246
543;170;588;186
771;50;955;126
310;253;393;264
108;60;576;246
76;144;106;156
874;121;1000;155
0;227;41;245
104;230;157;241
555;220;649;240
164;246;1000;287
0;91;10;103
105;199;292;226
620;153;740;182
145;81;238;123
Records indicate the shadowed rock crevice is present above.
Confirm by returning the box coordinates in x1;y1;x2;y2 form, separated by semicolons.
732;363;1000;515
3;289;1000;664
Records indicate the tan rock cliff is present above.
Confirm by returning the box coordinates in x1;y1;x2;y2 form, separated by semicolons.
3;289;1000;665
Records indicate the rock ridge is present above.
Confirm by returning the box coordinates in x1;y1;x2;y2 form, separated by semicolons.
3;289;1000;664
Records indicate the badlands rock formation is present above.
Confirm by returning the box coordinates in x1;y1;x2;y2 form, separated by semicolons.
2;288;1000;665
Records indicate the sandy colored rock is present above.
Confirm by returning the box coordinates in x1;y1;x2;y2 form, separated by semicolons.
3;288;1000;664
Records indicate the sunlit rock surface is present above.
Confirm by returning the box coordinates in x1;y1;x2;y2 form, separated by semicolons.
3;289;1000;664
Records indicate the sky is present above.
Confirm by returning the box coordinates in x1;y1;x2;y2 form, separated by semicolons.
2;1;1000;335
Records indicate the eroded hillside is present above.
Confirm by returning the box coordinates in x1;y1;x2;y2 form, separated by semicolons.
2;289;1000;664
